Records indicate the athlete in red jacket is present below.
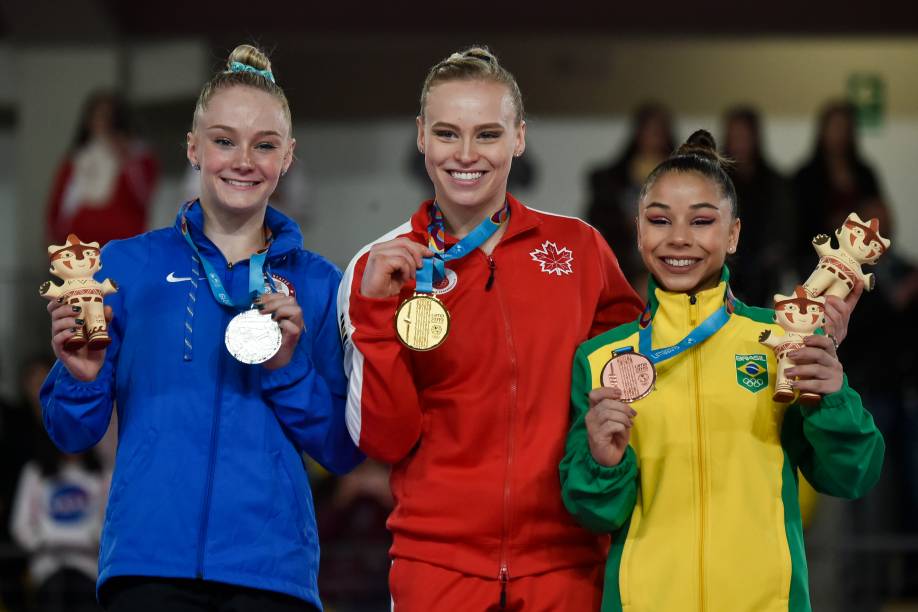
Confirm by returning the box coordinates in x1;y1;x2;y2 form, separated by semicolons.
338;47;642;611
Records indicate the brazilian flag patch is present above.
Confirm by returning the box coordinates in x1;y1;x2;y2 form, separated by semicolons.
736;354;768;393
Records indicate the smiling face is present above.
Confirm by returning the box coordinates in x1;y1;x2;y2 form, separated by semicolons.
187;86;295;219
637;171;740;294
837;217;889;264
49;245;101;280
417;79;525;219
773;290;826;333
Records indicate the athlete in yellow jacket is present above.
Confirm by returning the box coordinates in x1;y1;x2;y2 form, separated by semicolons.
560;130;883;612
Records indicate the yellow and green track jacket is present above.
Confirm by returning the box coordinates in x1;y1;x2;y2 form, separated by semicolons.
560;270;884;612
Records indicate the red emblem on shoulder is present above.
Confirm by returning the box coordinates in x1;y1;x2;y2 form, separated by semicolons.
530;241;574;276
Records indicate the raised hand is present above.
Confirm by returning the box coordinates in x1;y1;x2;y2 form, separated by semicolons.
258;293;305;370
585;386;636;467
360;238;434;299
48;300;112;382
785;333;844;398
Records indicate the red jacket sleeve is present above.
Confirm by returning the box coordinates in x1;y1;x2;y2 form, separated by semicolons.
589;228;644;338
338;252;423;464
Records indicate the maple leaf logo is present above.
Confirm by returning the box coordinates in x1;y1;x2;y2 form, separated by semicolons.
530;241;574;276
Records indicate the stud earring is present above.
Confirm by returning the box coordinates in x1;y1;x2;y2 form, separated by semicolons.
192;163;201;172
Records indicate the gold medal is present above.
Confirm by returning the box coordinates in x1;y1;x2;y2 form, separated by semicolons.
395;293;450;351
600;350;656;403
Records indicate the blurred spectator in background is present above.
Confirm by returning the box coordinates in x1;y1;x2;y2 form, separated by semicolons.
793;99;918;606
791;100;887;272
10;432;107;612
317;460;392;612
721;106;795;307
46;90;159;246
585;102;675;296
0;356;54;612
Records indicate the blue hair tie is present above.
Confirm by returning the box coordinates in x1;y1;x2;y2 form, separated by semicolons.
229;61;275;83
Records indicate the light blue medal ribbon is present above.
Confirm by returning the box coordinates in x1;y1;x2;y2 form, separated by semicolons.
415;201;510;294
637;299;732;365
180;202;273;309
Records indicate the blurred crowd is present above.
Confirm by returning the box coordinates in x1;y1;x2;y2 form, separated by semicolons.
2;90;917;611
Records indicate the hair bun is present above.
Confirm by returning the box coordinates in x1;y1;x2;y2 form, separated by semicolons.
227;44;272;73
462;47;497;64
675;129;725;166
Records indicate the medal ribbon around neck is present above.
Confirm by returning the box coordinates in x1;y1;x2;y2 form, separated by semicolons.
415;200;510;293
638;291;735;365
180;201;275;309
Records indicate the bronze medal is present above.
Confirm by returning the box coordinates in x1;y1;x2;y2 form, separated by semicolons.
600;350;656;403
395;293;450;351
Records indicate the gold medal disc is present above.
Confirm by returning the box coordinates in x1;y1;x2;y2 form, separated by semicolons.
395;293;450;351
600;351;656;403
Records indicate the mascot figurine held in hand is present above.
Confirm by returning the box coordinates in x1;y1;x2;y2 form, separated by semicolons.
804;211;890;299
40;234;118;350
759;286;826;406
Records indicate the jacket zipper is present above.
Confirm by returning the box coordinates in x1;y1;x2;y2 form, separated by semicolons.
689;293;706;612
499;564;509;609
485;255;496;291
490;250;517;607
196;261;234;578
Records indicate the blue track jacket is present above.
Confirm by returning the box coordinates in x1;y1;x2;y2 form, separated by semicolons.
40;202;363;608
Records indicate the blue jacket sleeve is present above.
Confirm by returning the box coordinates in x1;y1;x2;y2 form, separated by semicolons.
260;259;364;475
41;360;117;454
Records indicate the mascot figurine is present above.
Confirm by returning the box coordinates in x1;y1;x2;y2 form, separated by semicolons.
759;286;826;406
803;211;890;299
40;234;117;350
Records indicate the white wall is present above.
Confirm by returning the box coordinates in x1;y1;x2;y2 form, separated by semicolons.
276;116;918;270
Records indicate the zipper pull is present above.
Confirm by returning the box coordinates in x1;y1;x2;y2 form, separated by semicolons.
486;256;496;291
689;294;697;305
498;565;509;609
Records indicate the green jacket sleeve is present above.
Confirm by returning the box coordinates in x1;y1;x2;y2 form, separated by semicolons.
560;346;639;533
781;375;885;499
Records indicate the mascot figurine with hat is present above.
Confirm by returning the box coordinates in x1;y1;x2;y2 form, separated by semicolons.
759;286;827;406
40;234;118;350
804;211;890;298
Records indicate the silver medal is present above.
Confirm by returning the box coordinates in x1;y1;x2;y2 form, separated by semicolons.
224;309;282;364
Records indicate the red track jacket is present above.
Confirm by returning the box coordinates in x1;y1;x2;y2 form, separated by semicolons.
338;194;642;580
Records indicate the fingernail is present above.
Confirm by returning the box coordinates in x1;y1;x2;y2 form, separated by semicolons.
72;306;81;312
75;319;84;325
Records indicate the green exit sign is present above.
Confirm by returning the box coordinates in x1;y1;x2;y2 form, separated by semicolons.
847;73;885;129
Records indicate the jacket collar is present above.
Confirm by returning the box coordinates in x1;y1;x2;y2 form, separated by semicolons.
643;267;733;329
408;192;541;245
174;200;303;261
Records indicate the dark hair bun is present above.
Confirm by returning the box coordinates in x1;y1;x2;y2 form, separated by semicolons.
675;129;726;166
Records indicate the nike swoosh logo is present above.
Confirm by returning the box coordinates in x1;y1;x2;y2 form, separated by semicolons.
166;272;192;283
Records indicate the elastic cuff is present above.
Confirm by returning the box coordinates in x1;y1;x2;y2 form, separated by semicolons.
261;346;310;391
801;374;853;417
587;445;637;481
55;362;113;398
